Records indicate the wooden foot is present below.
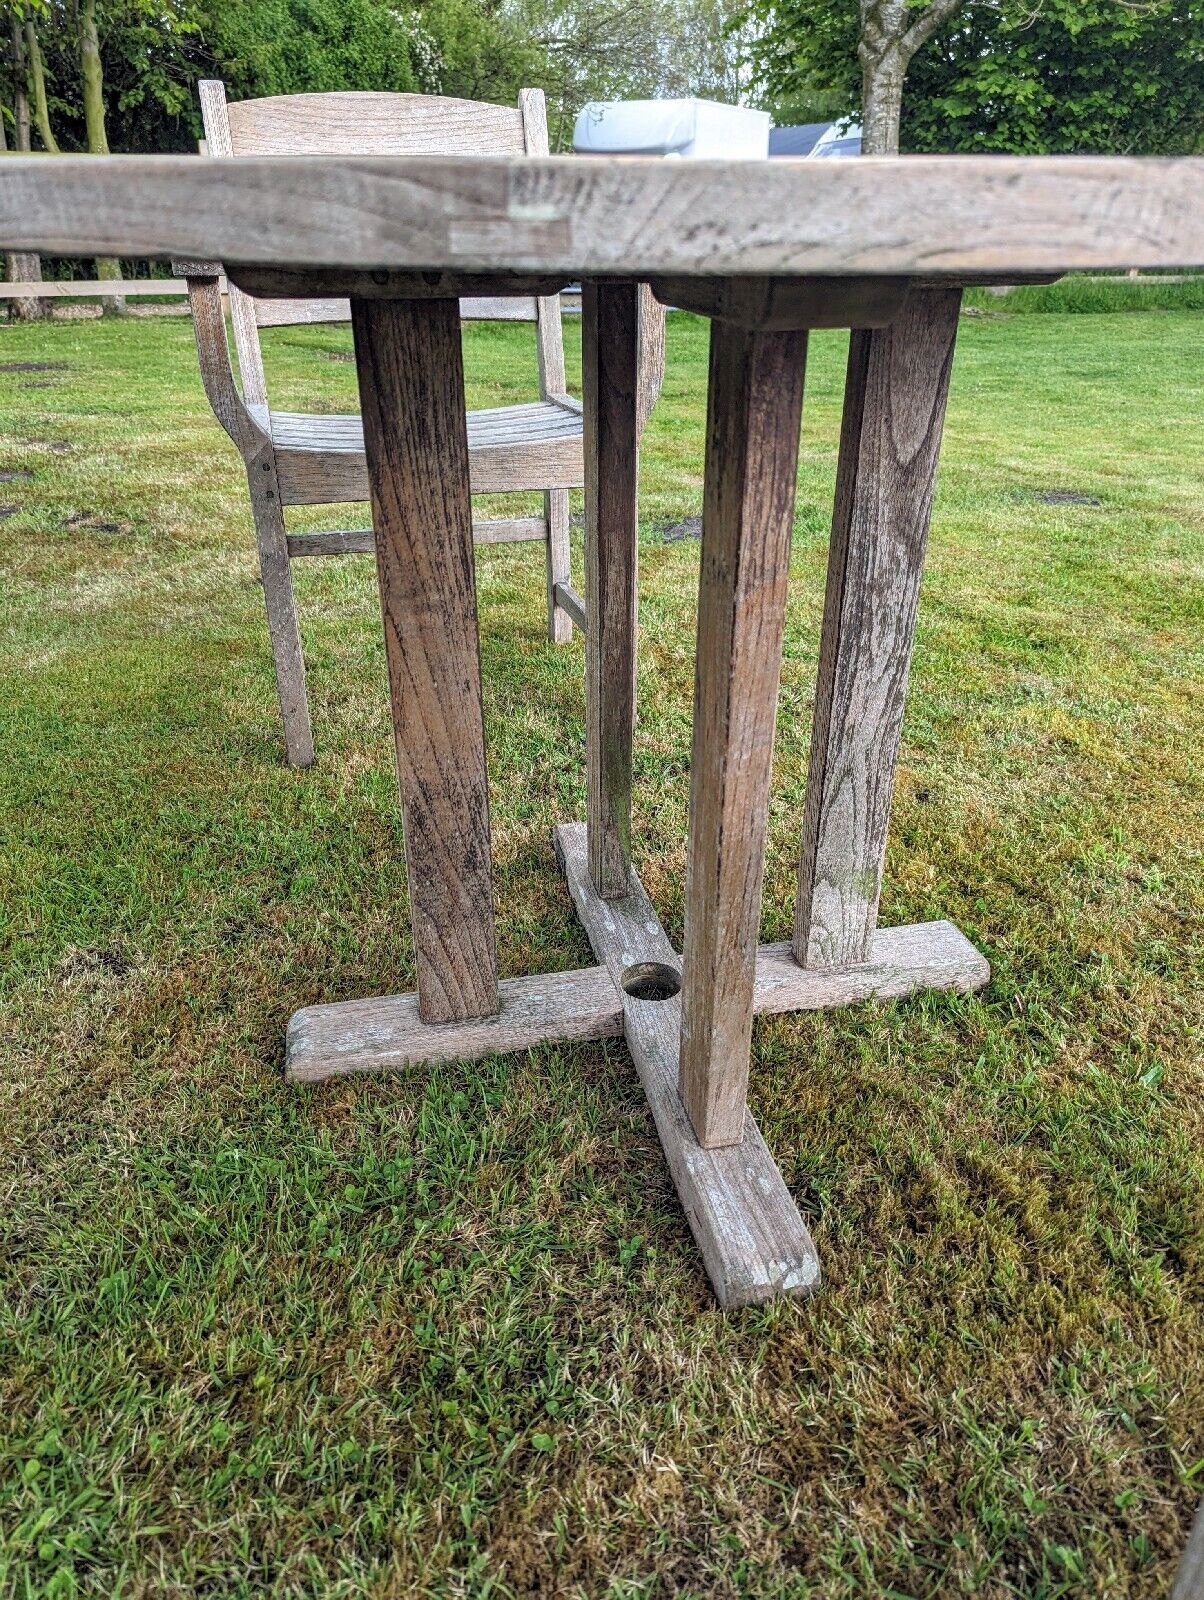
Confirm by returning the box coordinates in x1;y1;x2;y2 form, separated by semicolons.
555;822;820;1309
582;279;640;899
286;904;988;1083
796;287;962;969
680;323;808;1148
286;962;622;1083
351;296;499;1024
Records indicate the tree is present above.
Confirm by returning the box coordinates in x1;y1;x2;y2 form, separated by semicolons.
857;0;967;151
905;0;1204;154
2;3;48;319
750;0;1204;156
78;0;125;307
748;0;970;153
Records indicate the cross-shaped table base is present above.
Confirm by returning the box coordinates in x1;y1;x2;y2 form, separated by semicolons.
260;272;994;1310
286;824;987;1307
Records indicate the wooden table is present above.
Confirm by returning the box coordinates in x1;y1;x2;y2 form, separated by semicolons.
7;154;1202;1307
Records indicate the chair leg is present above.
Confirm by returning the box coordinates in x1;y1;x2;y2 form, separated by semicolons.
246;450;315;768
545;487;573;644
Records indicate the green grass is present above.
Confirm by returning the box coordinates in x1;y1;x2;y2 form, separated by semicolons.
0;303;1202;1599
963;274;1204;315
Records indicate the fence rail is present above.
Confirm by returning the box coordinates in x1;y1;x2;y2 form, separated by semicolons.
0;279;188;298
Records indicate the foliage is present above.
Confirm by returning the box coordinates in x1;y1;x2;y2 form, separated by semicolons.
749;0;1204;153
906;0;1204;155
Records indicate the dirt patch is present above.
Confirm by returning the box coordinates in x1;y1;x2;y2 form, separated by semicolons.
21;379;60;390
662;515;703;542
0;505;19;520
0;469;33;483
66;512;126;534
1037;490;1102;507
0;361;69;374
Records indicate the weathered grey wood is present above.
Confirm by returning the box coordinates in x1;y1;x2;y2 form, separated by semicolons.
544;488;573;643
229;267;571;302
352;295;499;1023
582;280;641;900
795;287;962;969
753;920;988;1015
553;581;587;634
252;293;539;327
517;91;576;646
180;270;312;767
197;80;267;409
285;913;988;1082
0;278;188;298
8;155;1202;276
650;275;910;330
1173;1499;1204;1600
555;821;821;1310
245;446;315;769
680;322;808;1149
225;88;525;158
286;962;622;1082
181;272;266;455
265;402;584;506
636;283;667;435
286;517;547;558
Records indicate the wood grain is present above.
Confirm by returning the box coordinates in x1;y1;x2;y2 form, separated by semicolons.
286;962;622;1082
679;323;807;1149
582;280;640;899
197;80;267;409
636;282;666;435
351;295;499;1023
1173;1499;1204;1600
556;822;821;1310
650;274;909;329
285;517;546;557
795;287;961;968
553;581;587;634
224;88;524;158
6;155;1202;276
244;444;314;769
754;920;988;1015
253;289;539;327
264;403;584;505
285;913;988;1081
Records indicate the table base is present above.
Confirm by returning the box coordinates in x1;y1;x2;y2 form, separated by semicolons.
285;821;989;1308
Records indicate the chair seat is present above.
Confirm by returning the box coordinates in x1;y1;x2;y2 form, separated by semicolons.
255;399;585;506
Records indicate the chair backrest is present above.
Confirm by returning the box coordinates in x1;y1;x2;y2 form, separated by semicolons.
197;81;567;412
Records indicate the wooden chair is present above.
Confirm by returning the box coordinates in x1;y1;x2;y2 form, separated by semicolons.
177;80;666;767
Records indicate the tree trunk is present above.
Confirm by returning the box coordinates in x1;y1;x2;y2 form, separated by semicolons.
26;19;61;154
860;52;905;155
9;12;31;152
4;11;46;322
80;0;125;314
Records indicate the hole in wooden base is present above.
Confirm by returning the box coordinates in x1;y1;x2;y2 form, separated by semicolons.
621;961;681;1002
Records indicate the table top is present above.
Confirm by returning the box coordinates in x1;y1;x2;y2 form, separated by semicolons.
3;154;1202;280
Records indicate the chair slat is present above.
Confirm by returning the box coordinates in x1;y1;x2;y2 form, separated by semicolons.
253;295;538;328
225;91;524;158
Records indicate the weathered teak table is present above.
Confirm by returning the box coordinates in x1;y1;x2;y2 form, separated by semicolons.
7;154;1201;1307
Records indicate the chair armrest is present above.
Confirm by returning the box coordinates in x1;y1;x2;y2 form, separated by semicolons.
636;283;666;436
172;260;267;457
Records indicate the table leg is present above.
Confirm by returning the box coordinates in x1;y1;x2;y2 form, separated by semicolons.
679;322;809;1149
351;296;499;1023
795;287;962;969
582;280;640;899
